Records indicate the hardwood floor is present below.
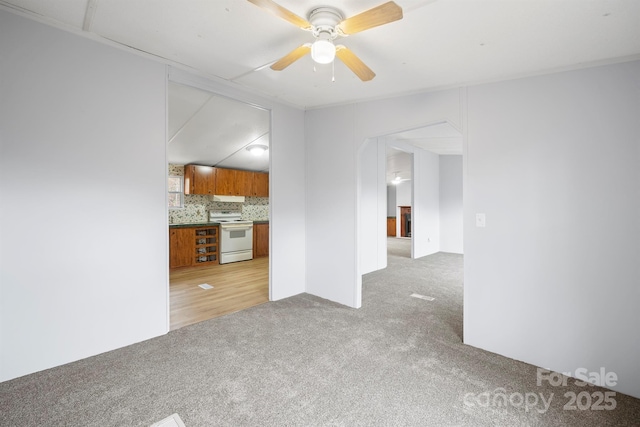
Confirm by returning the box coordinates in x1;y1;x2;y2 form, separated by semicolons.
169;257;269;330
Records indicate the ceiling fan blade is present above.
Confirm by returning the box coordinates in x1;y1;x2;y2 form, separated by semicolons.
335;45;376;81
336;1;403;35
247;0;313;30
271;44;311;71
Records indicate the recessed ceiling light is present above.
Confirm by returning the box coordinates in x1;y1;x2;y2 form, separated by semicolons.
246;144;269;156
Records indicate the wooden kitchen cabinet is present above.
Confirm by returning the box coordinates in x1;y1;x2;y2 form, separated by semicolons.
215;168;253;196
169;226;219;269
236;170;253;196
184;164;215;195
253;223;269;258
185;166;269;197
169;228;194;269
214;168;236;195
193;226;219;266
252;172;269;197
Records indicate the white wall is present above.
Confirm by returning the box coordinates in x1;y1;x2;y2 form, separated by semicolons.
359;139;387;275
439;155;463;254
0;10;307;382
306;105;360;307
386;186;397;217
412;149;440;258
306;60;640;398
0;11;167;381
305;90;462;307
464;60;640;398
269;105;307;300
395;180;412;207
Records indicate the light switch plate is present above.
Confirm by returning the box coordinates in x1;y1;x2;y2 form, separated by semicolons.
476;213;486;227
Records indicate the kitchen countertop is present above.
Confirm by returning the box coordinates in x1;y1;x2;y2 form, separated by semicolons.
170;222;219;228
170;220;268;228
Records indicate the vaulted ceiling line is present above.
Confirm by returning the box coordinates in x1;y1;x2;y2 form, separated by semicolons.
168;94;214;144
212;131;270;168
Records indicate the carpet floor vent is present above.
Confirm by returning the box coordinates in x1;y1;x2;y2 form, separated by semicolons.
150;413;186;427
411;293;435;301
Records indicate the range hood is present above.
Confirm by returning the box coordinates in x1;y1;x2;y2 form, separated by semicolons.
212;195;245;203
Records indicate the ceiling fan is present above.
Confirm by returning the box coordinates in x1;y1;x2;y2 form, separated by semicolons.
247;0;403;81
391;172;411;184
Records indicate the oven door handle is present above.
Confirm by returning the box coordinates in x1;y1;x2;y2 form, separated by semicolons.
221;224;253;231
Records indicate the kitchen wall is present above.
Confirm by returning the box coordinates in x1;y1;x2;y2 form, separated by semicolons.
168;164;269;223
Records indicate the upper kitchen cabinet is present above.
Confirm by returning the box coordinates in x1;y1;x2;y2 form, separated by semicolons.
253;172;269;197
184;165;268;197
236;170;254;196
184;164;215;195
214;168;253;196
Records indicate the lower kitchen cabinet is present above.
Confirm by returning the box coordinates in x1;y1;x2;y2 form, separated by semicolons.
169;228;193;269
169;226;219;269
253;223;269;258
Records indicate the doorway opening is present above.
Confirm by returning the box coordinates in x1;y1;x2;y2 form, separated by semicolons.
386;146;414;259
167;81;271;330
358;121;464;303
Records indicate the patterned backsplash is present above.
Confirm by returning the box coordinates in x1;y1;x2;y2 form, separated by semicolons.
169;164;269;224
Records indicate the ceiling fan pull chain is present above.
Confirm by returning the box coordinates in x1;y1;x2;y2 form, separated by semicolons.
332;60;335;82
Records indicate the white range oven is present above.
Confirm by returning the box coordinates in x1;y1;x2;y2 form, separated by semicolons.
209;212;253;264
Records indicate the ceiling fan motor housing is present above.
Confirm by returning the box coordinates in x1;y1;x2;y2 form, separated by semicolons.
309;7;344;39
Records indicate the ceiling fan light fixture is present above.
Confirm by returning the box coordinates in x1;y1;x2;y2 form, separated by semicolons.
246;144;269;156
311;32;336;64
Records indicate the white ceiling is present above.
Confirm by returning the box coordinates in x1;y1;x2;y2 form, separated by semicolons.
2;0;639;110
168;82;270;171
3;0;639;175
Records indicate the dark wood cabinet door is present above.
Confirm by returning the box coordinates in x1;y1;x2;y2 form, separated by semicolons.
236;170;253;196
252;172;269;197
253;223;269;258
184;165;215;195
214;168;236;195
169;228;193;269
